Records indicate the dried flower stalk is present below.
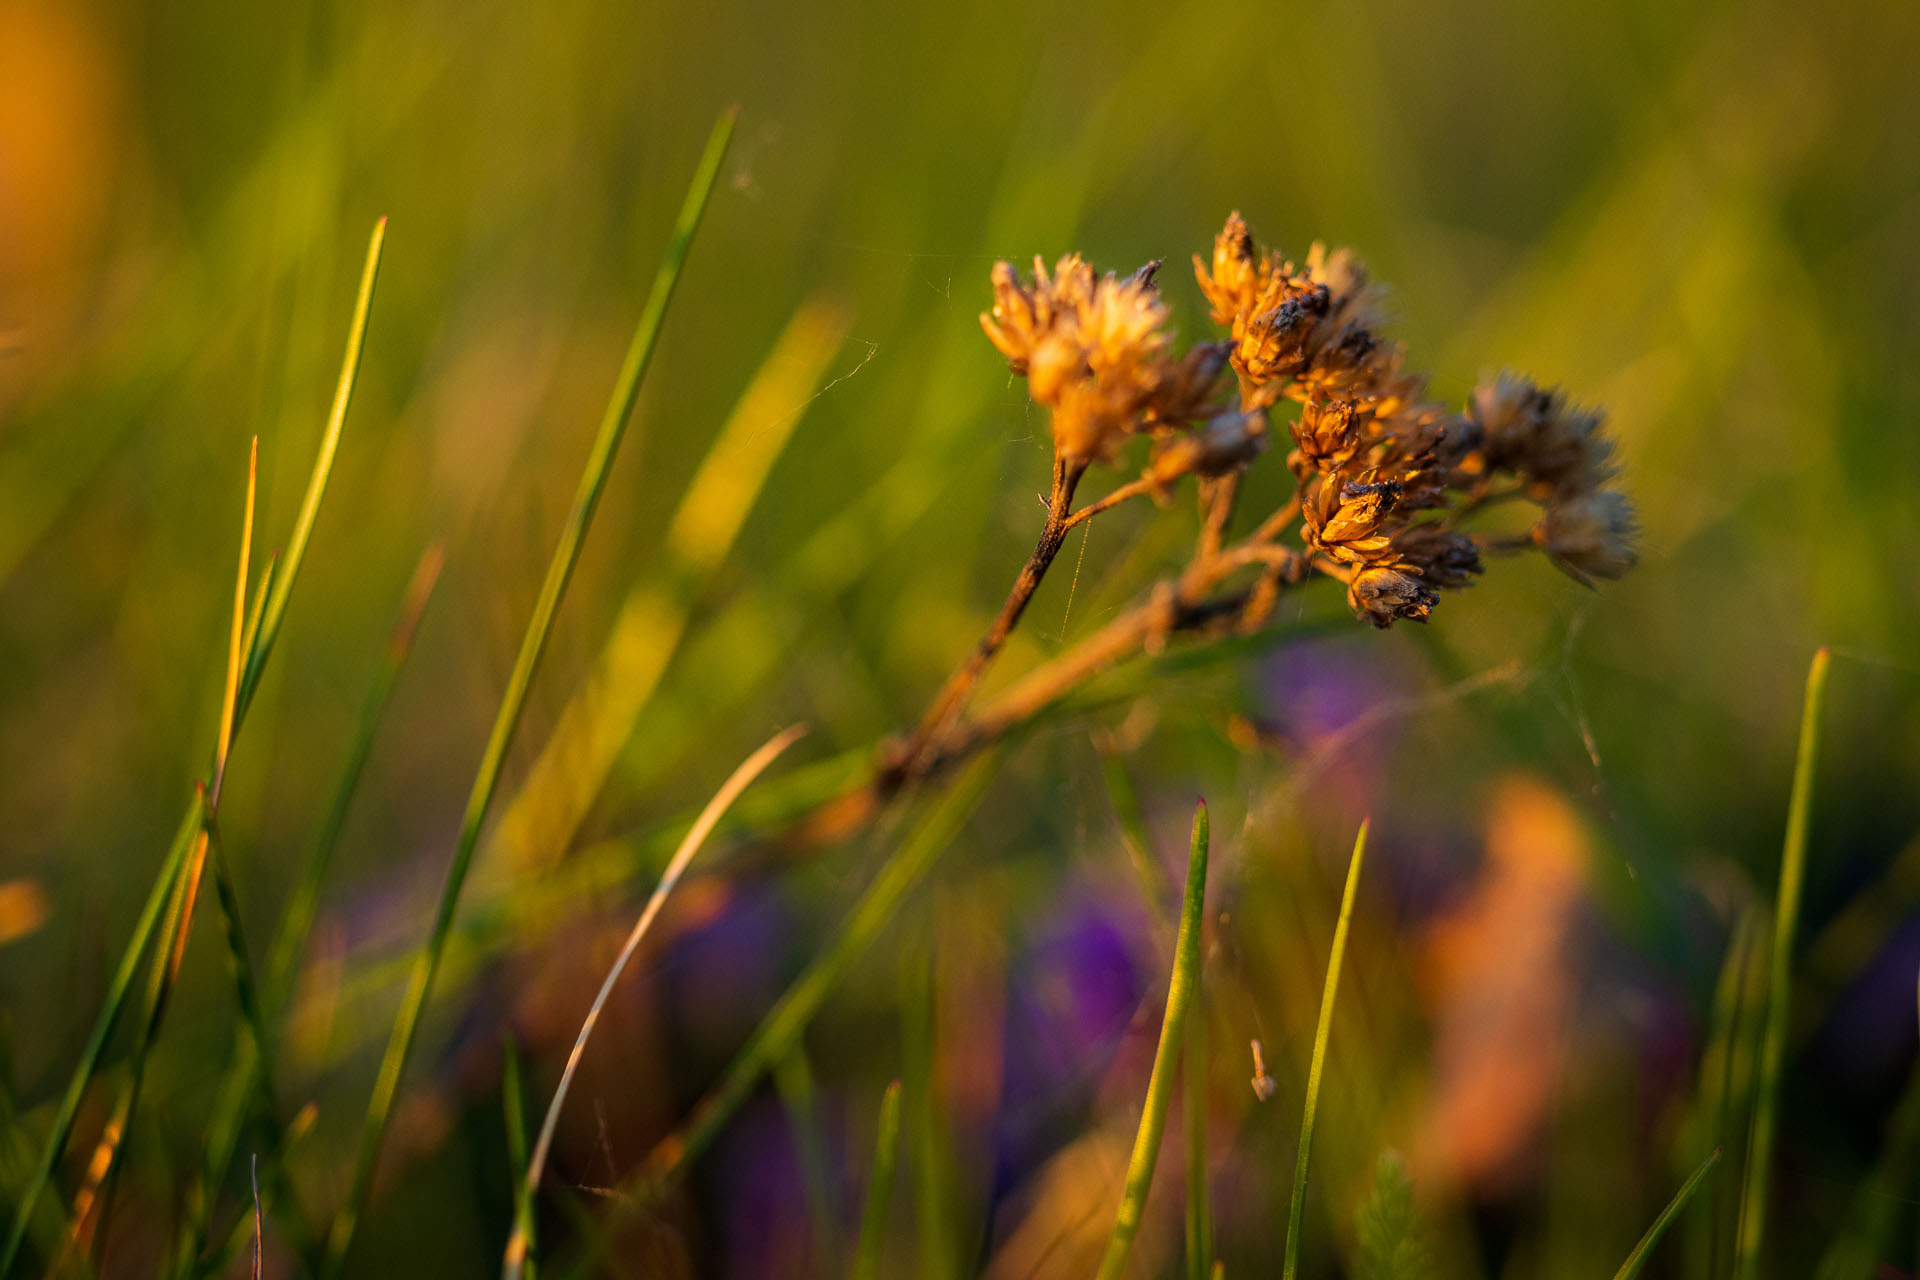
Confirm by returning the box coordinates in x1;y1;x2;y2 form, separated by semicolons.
858;212;1636;811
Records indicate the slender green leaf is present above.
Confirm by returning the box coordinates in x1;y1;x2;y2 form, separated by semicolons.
1736;648;1831;1279
1615;1148;1723;1280
1094;800;1211;1280
322;107;736;1279
851;1080;902;1280
1285;818;1369;1280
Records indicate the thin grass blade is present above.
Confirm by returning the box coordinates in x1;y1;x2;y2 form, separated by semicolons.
179;545;441;1279
1186;971;1209;1280
502;1038;536;1280
851;1080;902;1280
559;748;1004;1280
322;108;736;1279
504;722;803;1279
1615;1147;1723;1280
1735;648;1832;1280
236;218;388;716
773;1047;842;1279
488;297;850;873
1283;817;1369;1280
1094;800;1211;1280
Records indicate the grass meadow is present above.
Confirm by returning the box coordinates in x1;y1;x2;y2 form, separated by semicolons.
1;0;1918;1275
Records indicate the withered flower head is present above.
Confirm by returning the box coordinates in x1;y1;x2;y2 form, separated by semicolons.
981;254;1224;464
1392;522;1485;589
1194;215;1392;401
1302;471;1399;562
1290;396;1369;477
1348;563;1437;629
1537;490;1639;584
1468;372;1615;498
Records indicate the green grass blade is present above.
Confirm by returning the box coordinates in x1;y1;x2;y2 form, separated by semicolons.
1686;906;1761;1280
1283;818;1369;1280
1185;963;1210;1280
1094;799;1211;1280
1615;1147;1723;1280
236;218;388;717
486;297;850;872
178;547;441;1279
204;819;272;1092
851;1080;902;1280
0;799;201;1277
903;939;953;1280
264;545;444;1017
320;108;736;1278
1735;647;1832;1280
773;1047;843;1278
502;1038;537;1280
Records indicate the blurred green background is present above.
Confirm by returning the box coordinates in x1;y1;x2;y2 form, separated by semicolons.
2;0;1918;1274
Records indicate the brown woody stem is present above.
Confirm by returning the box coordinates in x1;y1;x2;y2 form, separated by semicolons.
887;454;1087;783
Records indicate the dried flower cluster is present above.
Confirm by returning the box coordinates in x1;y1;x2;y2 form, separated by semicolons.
873;211;1636;794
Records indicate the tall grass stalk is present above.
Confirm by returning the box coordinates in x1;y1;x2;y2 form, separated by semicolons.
1283;818;1368;1280
502;1038;536;1280
323;106;736;1278
179;546;441;1279
235;220;388;715
1185;973;1210;1280
1735;647;1832;1280
1093;800;1211;1280
0;218;387;1278
1687;907;1761;1280
852;1080;903;1280
72;443;264;1264
774;1047;842;1279
1615;1147;1722;1279
488;298;850;871
504;723;803;1279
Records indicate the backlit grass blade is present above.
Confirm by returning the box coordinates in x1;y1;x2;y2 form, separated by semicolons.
236;218;389;716
487;297;850;873
504;724;803;1280
1735;647;1832;1280
1094;800;1211;1280
322;107;736;1279
1282;818;1368;1280
0;218;387;1278
851;1080;902;1280
559;748;1004;1280
77;440;265;1261
180;545;441;1279
1614;1147;1722;1280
